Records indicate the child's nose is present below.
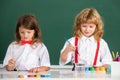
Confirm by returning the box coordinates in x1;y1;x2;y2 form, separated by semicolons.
86;27;89;31
24;33;28;37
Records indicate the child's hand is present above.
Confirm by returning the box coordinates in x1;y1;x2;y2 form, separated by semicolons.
60;44;76;62
28;67;40;73
65;44;75;52
6;59;16;71
28;66;50;73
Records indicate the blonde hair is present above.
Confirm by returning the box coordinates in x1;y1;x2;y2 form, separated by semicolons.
74;8;104;41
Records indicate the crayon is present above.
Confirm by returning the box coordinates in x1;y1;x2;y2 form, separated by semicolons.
112;51;115;59
116;52;119;58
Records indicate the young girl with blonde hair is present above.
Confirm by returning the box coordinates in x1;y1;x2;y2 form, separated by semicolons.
59;8;112;70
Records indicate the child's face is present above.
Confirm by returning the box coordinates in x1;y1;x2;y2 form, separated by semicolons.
80;23;96;38
19;26;35;41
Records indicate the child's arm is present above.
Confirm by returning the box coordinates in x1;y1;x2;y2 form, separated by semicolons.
60;44;75;62
6;59;16;71
28;66;50;73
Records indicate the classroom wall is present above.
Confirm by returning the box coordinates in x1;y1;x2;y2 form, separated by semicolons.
0;0;120;65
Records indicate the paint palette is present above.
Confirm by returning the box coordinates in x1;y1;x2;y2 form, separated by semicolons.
18;73;51;78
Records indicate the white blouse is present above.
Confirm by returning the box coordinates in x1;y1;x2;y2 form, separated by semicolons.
59;36;112;67
3;42;50;70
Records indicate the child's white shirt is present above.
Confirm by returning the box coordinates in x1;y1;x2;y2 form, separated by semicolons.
3;42;50;70
59;36;112;67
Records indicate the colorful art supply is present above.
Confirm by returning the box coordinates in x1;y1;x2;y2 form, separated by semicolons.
112;51;120;61
85;67;89;72
36;74;40;78
112;51;115;60
118;56;120;62
100;67;105;72
89;67;94;72
45;74;51;78
95;67;100;72
74;66;109;73
40;74;51;78
18;75;24;78
18;74;51;78
116;52;119;58
40;74;45;77
106;65;111;74
27;74;35;78
75;64;85;72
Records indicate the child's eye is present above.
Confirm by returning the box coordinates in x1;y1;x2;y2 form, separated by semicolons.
20;32;24;33
90;26;93;28
82;25;87;27
27;32;31;33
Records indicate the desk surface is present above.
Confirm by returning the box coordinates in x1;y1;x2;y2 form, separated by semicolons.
0;65;119;80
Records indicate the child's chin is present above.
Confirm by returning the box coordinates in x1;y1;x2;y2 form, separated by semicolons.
22;39;31;41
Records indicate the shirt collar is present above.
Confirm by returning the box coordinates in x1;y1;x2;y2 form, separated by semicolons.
81;35;95;42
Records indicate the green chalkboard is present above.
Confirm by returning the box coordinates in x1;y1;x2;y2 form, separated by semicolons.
0;0;120;65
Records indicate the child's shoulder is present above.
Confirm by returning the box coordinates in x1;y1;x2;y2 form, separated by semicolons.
9;41;18;46
7;41;19;48
68;36;76;40
68;37;75;42
100;38;108;45
65;37;76;45
100;38;106;42
33;42;47;48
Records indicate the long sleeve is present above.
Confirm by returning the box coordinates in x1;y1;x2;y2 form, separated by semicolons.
39;44;50;67
100;39;112;65
3;43;13;67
